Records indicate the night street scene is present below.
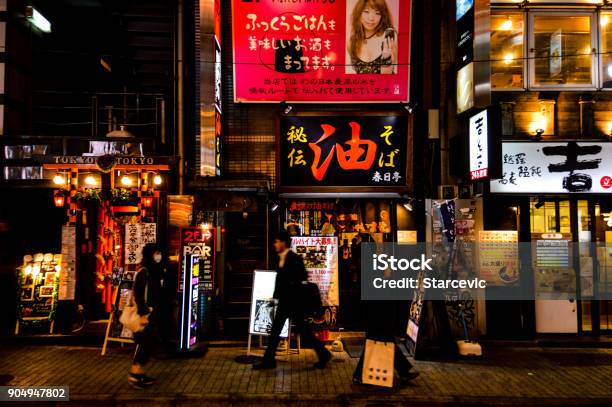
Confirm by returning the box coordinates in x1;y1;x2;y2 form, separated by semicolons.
2;0;612;406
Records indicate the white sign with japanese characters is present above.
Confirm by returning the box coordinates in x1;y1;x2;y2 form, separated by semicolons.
124;223;157;265
491;142;612;194
469;110;489;180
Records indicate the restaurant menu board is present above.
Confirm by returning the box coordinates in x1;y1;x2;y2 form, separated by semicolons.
179;227;215;294
59;226;76;300
248;270;289;338
125;223;157;265
397;230;417;245
478;231;519;285
18;254;61;321
532;234;576;298
231;0;412;103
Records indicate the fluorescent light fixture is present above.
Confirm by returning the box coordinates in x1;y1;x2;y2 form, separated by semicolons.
27;7;51;33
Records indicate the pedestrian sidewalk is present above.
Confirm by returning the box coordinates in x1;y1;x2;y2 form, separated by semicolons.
1;343;612;406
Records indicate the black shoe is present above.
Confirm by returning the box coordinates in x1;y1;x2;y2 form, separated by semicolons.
140;375;156;386
313;350;332;369
128;375;146;389
252;361;276;370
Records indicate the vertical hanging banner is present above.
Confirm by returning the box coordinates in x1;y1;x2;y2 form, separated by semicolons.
231;0;412;103
59;226;77;300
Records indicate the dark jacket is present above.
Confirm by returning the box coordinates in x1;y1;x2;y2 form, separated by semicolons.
133;265;163;317
274;250;308;309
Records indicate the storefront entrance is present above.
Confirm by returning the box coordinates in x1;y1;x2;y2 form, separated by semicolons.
529;198;612;335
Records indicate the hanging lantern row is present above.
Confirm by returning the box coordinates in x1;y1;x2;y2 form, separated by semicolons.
52;171;164;189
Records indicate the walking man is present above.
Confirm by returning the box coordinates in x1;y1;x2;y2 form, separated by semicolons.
253;231;332;370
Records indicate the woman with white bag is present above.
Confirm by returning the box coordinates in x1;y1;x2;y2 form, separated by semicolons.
126;243;164;389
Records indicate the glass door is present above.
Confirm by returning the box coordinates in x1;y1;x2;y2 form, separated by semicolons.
594;201;612;333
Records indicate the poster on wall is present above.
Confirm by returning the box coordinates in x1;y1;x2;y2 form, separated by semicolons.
248;270;289;338
492;142;612;194
279;115;408;188
231;0;412;103
291;236;338;328
59;226;76;300
124;223;157;265
478;231;519;285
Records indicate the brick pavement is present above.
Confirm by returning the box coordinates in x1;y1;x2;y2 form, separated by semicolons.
1;343;612;406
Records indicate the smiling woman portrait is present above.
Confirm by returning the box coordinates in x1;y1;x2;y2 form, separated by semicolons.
346;0;398;75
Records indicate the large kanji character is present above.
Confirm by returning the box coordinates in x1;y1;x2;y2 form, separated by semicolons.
335;122;377;170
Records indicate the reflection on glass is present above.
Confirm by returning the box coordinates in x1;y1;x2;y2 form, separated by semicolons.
533;15;593;86
491;13;524;89
600;13;612;88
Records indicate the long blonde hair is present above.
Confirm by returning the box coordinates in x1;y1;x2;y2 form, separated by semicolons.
348;0;395;62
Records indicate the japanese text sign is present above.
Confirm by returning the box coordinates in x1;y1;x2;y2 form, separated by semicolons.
279;115;407;188
231;0;411;102
491;142;612;193
469;109;489;180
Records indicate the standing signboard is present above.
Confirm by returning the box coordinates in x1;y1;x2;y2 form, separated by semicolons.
247;270;290;356
179;227;215;294
16;253;61;334
231;0;412;103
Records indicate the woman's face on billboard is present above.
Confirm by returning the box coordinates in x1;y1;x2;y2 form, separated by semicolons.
360;5;381;32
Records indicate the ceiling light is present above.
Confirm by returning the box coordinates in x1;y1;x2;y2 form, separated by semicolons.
500;17;513;31
26;6;51;33
84;175;97;186
121;176;133;187
53;175;66;186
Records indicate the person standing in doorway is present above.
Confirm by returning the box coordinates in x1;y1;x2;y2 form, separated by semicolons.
253;231;332;370
128;243;164;389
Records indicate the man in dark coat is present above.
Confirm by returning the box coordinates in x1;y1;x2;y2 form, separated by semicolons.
253;231;332;370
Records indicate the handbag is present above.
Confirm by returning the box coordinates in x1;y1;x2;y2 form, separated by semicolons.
361;339;395;388
119;273;148;333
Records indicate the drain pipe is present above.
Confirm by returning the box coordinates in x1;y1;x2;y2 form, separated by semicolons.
177;0;185;194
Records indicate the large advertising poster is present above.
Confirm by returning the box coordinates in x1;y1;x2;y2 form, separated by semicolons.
491;142;612;194
279;115;408;188
231;0;412;103
291;236;339;328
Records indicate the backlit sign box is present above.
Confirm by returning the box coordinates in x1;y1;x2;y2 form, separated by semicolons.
469;110;489;180
231;0;412;103
491;142;612;193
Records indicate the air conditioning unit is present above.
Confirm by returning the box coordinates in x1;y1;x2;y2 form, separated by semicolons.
438;185;458;199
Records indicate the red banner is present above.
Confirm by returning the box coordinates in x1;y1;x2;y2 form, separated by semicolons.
231;0;411;103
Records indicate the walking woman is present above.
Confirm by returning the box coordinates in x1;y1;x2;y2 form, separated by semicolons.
128;243;164;389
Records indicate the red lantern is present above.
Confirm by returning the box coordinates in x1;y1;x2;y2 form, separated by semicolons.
54;191;66;208
142;196;154;208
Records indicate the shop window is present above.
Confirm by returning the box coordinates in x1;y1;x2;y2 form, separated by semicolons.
600;13;612;88
491;13;525;89
529;13;595;88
